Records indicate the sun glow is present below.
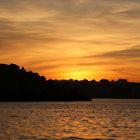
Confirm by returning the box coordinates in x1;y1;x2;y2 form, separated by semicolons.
0;0;140;82
62;69;93;80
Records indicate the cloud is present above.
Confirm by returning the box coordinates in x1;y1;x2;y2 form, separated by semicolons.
114;9;140;19
0;17;133;48
0;0;140;81
76;61;120;67
94;45;140;59
110;67;140;81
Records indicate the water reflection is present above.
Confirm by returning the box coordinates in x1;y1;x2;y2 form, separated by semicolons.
0;100;140;140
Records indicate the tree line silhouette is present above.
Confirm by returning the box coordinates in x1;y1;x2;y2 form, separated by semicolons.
0;63;140;101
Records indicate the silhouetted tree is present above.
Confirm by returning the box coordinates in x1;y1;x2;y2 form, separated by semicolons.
0;63;140;101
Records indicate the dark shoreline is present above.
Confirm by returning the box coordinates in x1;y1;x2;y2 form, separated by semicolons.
0;63;140;101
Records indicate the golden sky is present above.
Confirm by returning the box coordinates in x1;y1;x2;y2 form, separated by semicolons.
0;0;140;81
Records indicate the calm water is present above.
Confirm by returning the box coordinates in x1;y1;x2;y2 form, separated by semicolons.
0;99;140;140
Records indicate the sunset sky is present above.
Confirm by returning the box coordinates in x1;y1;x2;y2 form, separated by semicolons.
0;0;140;81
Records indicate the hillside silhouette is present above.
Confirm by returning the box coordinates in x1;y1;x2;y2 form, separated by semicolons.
0;63;140;101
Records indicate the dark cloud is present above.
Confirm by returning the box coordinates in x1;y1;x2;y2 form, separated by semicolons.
0;0;140;18
0;17;132;46
0;18;64;45
114;9;140;18
28;64;63;71
94;46;140;59
0;18;32;41
76;61;120;67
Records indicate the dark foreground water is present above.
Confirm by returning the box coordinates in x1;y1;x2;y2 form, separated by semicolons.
0;99;140;140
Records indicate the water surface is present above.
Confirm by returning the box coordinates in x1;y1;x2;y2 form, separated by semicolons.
0;99;140;140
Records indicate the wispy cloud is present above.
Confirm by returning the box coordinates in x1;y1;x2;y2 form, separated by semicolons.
0;0;140;81
95;45;140;59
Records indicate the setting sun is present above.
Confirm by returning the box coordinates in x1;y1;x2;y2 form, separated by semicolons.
62;69;92;80
0;0;139;82
0;1;140;140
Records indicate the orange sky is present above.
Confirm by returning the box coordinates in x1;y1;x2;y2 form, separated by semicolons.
0;0;140;82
